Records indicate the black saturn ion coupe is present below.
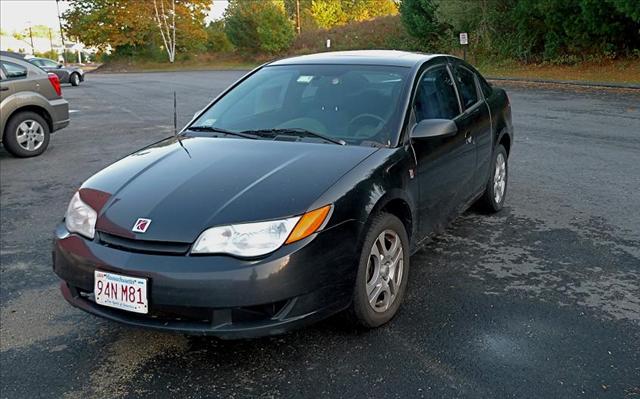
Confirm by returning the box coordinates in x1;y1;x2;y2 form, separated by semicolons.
54;50;512;338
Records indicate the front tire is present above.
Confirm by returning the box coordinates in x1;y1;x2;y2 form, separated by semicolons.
479;144;508;212
70;73;80;86
2;112;50;157
347;213;410;328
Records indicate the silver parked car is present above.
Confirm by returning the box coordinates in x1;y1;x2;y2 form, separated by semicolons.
1;52;70;157
28;57;85;86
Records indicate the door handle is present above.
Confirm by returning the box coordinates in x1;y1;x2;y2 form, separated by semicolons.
0;87;8;91
465;131;473;144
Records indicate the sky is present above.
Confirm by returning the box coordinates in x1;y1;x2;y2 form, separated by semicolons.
0;0;229;34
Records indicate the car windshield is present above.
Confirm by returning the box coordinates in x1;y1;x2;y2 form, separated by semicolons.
41;59;58;67
190;64;410;146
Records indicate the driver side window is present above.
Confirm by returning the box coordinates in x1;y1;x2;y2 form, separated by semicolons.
42;59;58;67
413;66;460;123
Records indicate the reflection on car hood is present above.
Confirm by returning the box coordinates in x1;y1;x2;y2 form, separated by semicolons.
83;136;377;243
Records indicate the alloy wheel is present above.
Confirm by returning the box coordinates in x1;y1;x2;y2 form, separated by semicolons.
365;229;404;313
494;152;506;204
16;120;45;152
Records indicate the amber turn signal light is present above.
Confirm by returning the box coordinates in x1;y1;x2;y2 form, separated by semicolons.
285;205;332;244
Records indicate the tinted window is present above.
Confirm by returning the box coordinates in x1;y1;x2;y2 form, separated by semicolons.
192;65;410;146
479;76;493;98
413;66;460;121
1;61;27;79
41;59;59;67
455;66;479;109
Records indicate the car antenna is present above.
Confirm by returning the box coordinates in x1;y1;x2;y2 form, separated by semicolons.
174;91;191;158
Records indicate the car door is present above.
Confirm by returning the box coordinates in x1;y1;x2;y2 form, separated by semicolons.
39;59;67;81
451;61;493;195
1;60;33;94
409;62;476;236
0;66;12;103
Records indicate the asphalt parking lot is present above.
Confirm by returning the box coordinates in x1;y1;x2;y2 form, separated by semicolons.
1;71;639;398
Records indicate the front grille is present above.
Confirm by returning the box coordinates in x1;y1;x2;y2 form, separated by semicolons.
98;232;191;255
77;287;290;326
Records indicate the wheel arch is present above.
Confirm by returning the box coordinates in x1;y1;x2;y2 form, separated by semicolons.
498;130;511;156
3;105;53;138
364;190;416;247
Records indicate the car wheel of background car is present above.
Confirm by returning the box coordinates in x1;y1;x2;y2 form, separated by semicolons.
70;73;80;86
479;144;508;212
3;111;50;157
347;213;410;328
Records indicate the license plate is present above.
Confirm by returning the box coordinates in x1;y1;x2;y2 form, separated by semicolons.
94;270;148;314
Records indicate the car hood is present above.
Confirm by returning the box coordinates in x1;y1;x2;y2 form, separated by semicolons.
83;136;377;243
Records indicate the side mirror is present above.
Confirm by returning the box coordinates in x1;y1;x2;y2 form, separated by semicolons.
57;64;63;69
411;119;458;139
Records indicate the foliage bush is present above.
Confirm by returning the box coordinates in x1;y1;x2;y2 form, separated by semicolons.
225;0;295;54
399;0;441;42
419;0;640;63
34;50;61;61
291;15;432;54
205;20;234;52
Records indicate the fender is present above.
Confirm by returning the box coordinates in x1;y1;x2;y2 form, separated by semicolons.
309;146;419;250
1;91;54;131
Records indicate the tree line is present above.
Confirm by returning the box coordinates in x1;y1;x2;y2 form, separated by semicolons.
63;0;639;64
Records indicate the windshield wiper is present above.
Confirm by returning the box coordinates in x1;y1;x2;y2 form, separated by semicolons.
187;126;257;140
241;128;346;145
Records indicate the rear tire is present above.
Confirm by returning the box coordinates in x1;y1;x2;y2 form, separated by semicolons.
70;73;80;86
2;111;50;158
478;144;508;213
346;213;410;328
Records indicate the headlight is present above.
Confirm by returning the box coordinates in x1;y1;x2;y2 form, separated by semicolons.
192;218;300;257
65;191;97;239
192;205;332;257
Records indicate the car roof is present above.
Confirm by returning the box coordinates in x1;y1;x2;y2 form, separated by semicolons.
0;51;26;60
269;50;449;68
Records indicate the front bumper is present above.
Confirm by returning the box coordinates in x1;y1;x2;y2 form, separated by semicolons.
53;220;361;338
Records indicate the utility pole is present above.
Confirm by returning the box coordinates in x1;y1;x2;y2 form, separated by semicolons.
49;28;54;54
28;23;34;53
296;0;301;35
56;0;66;62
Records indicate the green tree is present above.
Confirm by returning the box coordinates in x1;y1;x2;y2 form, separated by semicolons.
29;25;54;38
494;0;640;61
606;0;640;22
225;0;295;54
310;0;398;29
428;0;639;61
283;0;318;31
343;0;398;22
205;20;233;52
399;0;441;40
63;0;209;57
310;0;347;28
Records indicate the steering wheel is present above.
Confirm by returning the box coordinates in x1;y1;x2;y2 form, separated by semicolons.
347;113;386;138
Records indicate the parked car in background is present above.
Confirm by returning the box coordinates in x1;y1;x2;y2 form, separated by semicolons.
28;57;85;86
1;52;70;157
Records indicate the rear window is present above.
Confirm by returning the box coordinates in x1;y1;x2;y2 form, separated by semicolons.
1;61;28;79
479;76;493;98
454;66;479;109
